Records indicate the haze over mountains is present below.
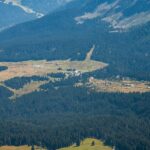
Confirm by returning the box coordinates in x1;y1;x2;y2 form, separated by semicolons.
75;0;150;31
0;1;150;150
0;0;150;80
0;0;73;30
0;0;150;31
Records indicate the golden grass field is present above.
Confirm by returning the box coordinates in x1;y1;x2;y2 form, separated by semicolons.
0;138;112;150
59;138;112;150
0;59;107;82
0;46;108;99
0;45;150;98
88;78;150;93
0;145;46;150
0;46;107;82
9;80;49;100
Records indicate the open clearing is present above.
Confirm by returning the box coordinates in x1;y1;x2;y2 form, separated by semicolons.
7;80;49;100
0;46;108;99
0;77;60;100
0;46;108;82
59;138;112;150
0;145;46;150
0;138;112;150
88;78;150;93
1;45;150;98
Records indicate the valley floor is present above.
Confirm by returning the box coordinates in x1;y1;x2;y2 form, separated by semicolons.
0;45;150;99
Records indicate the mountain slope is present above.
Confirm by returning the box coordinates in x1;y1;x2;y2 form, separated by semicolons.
0;1;150;150
75;0;150;32
0;0;150;80
0;0;73;30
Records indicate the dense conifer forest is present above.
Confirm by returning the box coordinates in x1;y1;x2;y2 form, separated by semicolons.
0;0;150;149
0;77;150;150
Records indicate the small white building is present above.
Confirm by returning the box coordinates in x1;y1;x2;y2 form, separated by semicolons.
74;70;81;76
113;146;116;150
89;77;94;82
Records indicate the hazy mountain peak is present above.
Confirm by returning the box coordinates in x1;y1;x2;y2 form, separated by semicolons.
1;0;44;17
75;0;120;24
75;0;150;32
0;0;74;30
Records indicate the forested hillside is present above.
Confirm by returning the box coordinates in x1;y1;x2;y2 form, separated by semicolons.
0;0;150;80
0;76;150;150
0;0;150;150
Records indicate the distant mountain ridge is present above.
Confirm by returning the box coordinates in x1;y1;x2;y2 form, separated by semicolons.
0;1;150;149
75;0;150;32
0;0;150;80
0;0;73;30
1;0;150;32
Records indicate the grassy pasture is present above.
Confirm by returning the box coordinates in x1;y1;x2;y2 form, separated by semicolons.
88;78;150;93
0;46;107;82
0;46;108;99
59;138;112;150
0;139;112;150
0;145;46;150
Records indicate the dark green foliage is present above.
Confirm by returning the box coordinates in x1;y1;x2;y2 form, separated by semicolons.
31;145;34;150
48;73;65;78
91;141;95;146
0;77;150;149
76;139;80;147
0;66;8;71
0;1;149;149
0;2;150;81
4;76;48;89
0;116;149;150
